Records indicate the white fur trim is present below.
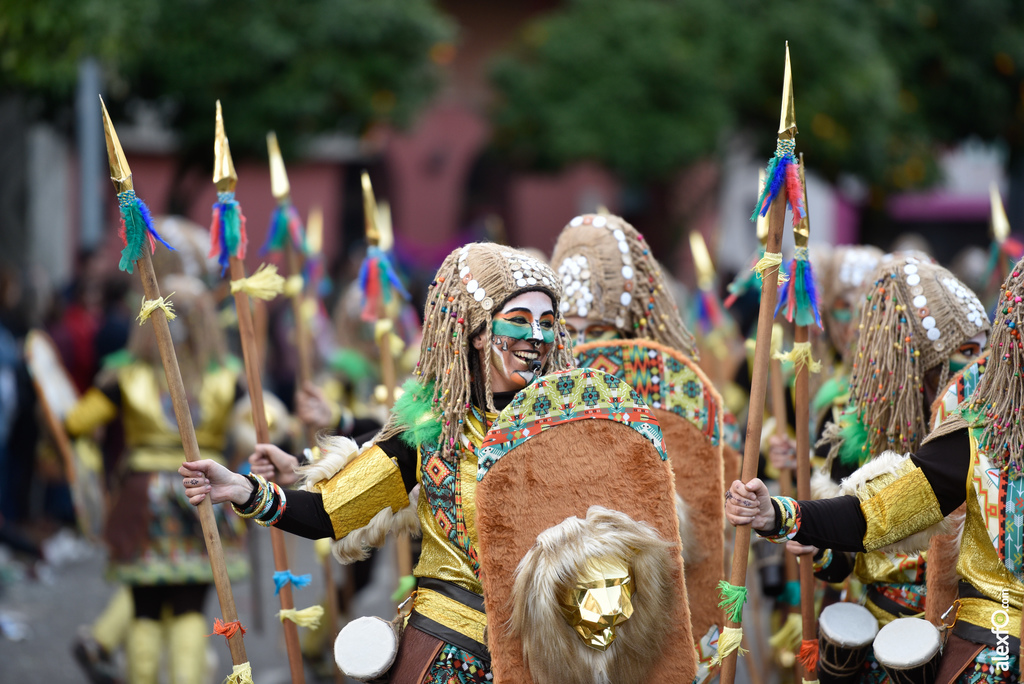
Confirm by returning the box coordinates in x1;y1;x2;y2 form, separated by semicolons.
811;467;841;500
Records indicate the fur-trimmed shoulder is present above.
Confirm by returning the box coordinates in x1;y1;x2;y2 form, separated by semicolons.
298;435;421;565
810;467;841;500
837;451;909;500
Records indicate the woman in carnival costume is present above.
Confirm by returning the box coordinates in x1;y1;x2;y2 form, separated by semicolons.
67;273;250;684
727;257;1019;683
179;243;578;681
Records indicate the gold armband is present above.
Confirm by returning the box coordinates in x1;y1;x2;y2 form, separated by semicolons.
860;465;943;552
314;445;409;540
66;387;118;436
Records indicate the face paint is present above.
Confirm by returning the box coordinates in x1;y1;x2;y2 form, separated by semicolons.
487;291;555;392
563;316;621;347
948;332;988;374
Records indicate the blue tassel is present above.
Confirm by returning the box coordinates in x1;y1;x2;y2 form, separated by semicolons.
273;570;312;595
117;190;173;273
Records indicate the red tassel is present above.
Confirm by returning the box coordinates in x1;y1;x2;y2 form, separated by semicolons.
207;618;246;641
786;162;805;227
797;638;819;673
784;269;797;322
118;218;128;248
237;211;248;259
362;259;382;322
208;207;223;259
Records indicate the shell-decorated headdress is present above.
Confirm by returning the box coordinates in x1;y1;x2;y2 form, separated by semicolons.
378;243;575;461
550;214;698;359
817;245;883;318
845;255;989;459
965;255;1024;475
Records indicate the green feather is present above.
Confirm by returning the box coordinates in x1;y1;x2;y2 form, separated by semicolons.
838;407;870;467
393;378;443;450
812;376;848;415
328;348;375;382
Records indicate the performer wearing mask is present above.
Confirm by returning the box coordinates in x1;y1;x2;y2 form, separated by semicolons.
728;257;1016;683
179;243;578;681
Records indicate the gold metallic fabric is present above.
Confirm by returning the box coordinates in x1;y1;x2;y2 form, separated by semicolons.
954;434;1023;621
315;445;409;541
66;387;118;436
861;466;944;552
119;363;237;453
958;597;1020;639
413;588;487;646
854;551;924;587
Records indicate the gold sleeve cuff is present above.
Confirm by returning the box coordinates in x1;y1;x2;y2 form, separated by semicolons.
314;445;409;540
861;465;944;552
66;388;118;436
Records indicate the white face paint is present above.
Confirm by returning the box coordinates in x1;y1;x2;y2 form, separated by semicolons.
475;291;556;393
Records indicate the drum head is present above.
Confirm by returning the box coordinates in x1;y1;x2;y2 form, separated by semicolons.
873;618;940;668
819;603;878;647
334;616;398;681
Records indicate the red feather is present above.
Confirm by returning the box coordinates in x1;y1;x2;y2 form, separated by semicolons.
786;162;805;227
208;207;223;258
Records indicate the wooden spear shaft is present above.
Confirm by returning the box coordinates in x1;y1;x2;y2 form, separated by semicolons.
136;250;248;667
770;351;800;680
229;257;305;683
793;325;817;680
720;192;787;684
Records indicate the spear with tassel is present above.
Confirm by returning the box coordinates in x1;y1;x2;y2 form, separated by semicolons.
772;154;824;681
100;97;253;684
212;102;311;684
986;183;1023;303
357;173;416;602
718;43;806;684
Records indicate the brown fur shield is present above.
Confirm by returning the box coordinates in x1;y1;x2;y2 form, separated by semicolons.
476;370;697;684
575;339;727;637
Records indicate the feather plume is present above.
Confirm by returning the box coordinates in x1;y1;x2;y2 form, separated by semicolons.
118;191;172;273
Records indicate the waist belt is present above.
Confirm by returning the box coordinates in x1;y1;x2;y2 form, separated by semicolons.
952;581;1021;655
865;583;925;621
408;577;489;662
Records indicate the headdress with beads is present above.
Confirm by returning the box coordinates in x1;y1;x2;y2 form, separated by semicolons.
376;242;575;462
839;255;989;464
964;256;1024;475
550;213;698;359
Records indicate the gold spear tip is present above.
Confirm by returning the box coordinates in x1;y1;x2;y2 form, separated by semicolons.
756;168;770;244
306;206;324;256
794;152;810;247
377;201;394;252
99;95;133;194
990;181;1011;244
362;171;380;246
266;131;290;201
213;101;238;192
778;41;797;138
688;230;716;291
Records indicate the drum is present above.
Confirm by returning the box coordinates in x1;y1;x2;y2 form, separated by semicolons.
817;603;878;683
334;616;399;682
872;618;941;684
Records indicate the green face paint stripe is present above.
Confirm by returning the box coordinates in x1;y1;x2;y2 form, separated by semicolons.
492;319;554;344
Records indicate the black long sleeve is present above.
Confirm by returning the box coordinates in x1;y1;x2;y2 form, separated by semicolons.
276;490;335;539
760;428;971;552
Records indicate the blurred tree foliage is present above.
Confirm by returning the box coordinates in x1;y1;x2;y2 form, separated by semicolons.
0;0;454;159
491;0;1024;194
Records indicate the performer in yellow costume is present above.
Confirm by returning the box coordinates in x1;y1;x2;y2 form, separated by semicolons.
728;257;1022;683
68;274;248;684
180;243;578;682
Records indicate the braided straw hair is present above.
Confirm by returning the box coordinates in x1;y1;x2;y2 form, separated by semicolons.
816;245;883;350
847;255;989;459
965;256;1024;474
377;243;575;462
550;214;698;359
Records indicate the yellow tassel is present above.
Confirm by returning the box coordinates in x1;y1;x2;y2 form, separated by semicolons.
773;341;822;374
769;612;803;653
300;298;318;324
223;661;254;684
231;263;285;301
137;293;176;324
278;605;324;629
802;680;820;684
710;626;748;666
314;537;332;561
753;251;789;284
284;274;304;297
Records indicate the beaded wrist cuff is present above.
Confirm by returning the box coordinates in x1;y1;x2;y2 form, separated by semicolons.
764;496;801;544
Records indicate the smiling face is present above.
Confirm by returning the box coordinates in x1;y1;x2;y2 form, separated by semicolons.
474;290;556;393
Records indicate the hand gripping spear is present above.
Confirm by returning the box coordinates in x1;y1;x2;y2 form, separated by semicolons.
212;104;307;684
719;43;806;684
99;97;252;682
